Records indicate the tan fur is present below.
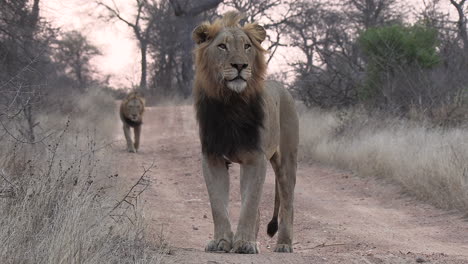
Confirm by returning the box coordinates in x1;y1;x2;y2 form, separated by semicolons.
193;12;299;254
193;12;267;101
120;92;145;153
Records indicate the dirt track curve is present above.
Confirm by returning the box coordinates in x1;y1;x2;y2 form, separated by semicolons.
114;105;468;264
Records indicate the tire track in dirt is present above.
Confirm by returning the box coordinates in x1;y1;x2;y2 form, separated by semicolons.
115;105;468;264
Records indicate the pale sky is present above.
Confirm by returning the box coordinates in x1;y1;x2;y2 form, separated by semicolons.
41;0;456;88
42;0;140;88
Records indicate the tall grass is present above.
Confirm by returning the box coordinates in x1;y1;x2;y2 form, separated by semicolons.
0;91;165;263
299;106;468;212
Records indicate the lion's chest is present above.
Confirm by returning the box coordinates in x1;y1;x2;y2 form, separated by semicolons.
196;94;264;158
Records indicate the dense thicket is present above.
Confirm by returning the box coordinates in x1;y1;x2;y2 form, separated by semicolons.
289;0;468;124
0;2;159;262
2;0;467;123
0;0;105;143
113;0;467;124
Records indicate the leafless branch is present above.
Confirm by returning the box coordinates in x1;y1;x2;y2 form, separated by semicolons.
169;0;223;17
107;161;155;224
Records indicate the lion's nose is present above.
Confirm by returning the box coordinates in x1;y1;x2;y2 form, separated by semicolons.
231;63;248;71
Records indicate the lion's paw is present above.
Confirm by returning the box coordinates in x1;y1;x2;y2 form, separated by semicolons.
231;240;259;254
274;244;293;253
127;147;136;153
205;238;231;253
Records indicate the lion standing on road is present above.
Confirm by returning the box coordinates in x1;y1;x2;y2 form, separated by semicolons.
120;92;145;153
193;12;299;254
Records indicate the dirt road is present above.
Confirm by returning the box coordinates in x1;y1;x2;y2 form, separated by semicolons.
115;105;468;264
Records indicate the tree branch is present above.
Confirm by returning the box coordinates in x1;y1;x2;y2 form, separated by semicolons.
96;1;137;30
169;0;223;17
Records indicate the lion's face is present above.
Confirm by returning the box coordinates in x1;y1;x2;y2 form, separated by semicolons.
205;29;256;93
123;98;144;122
193;12;267;98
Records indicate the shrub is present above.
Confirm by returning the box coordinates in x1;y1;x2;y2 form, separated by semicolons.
0;91;165;263
299;107;468;212
358;24;440;102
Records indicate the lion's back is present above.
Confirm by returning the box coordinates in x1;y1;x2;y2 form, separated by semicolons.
263;81;299;157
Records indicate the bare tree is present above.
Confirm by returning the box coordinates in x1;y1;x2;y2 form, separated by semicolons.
222;0;293;64
288;2;362;107
449;0;468;53
343;0;403;30
146;0;180;96
148;0;287;97
97;0;157;91
0;0;46;143
167;0;223;97
169;0;223;16
287;0;407;108
54;31;101;91
419;0;447;27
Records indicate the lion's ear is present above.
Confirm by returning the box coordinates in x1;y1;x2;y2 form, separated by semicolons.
244;23;266;44
193;24;210;44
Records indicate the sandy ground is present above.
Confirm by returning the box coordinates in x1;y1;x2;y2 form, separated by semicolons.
113;105;468;264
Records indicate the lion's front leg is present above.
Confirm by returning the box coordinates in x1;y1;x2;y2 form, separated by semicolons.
133;125;141;152
123;124;136;153
232;155;267;254
202;156;233;252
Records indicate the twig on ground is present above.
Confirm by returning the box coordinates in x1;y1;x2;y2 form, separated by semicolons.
302;242;347;250
0;118;54;144
109;161;154;212
0;169;14;186
106;161;155;225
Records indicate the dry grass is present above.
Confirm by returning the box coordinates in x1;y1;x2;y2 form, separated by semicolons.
298;105;468;212
0;91;166;263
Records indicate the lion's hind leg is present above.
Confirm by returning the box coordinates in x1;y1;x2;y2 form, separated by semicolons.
267;155;280;238
270;151;297;253
267;171;279;237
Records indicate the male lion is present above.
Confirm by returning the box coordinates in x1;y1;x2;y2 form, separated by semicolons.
192;12;298;254
120;91;145;153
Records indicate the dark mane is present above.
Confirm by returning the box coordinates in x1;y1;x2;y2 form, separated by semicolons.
120;113;142;128
195;91;264;157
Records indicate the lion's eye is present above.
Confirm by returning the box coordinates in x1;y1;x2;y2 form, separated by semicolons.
218;44;227;50
244;44;251;50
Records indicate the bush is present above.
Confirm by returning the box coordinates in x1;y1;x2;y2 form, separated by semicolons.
0;91;165;263
358;24;440;102
299;107;468;213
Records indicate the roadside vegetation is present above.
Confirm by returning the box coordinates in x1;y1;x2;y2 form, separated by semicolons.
298;107;468;212
0;91;166;263
292;0;468;214
0;2;166;262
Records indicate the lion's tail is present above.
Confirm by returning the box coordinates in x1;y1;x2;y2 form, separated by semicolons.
267;178;280;237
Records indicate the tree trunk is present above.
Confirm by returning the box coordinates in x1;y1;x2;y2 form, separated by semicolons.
23;0;41;142
179;18;196;98
169;0;223;97
30;0;40;29
24;104;35;142
140;42;148;91
450;0;468;54
76;63;85;91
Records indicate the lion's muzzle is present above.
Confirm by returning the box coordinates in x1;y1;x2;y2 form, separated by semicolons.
225;63;251;93
231;63;248;71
